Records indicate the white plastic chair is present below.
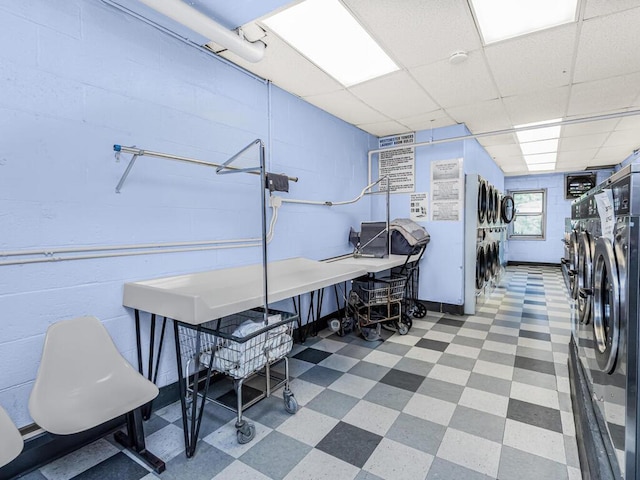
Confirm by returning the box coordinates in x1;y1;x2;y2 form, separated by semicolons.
28;316;165;472
0;405;23;468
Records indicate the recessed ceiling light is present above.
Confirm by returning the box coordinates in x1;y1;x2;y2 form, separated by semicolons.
520;139;559;155
263;0;399;86
470;0;578;44
524;153;557;164
528;162;556;172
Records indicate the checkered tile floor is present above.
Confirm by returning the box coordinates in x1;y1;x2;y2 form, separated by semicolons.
20;265;580;480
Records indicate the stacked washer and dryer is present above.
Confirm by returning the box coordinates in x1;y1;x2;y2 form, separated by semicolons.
464;174;514;314
569;164;640;479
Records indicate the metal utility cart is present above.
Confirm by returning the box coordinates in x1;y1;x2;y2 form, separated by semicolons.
347;273;411;340
177;308;298;444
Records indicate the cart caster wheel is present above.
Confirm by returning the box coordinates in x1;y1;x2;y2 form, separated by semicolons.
283;391;298;414
397;322;409;335
413;302;427;318
401;313;413;331
236;422;255;444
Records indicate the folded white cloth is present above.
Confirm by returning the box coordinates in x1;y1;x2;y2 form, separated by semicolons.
199;314;292;379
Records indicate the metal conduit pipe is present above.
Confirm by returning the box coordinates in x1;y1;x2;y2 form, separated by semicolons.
279;177;387;206
0;242;263;267
367;108;640;184
0;202;281;265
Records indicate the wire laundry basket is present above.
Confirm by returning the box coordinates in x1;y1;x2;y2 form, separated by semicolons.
176;308;298;444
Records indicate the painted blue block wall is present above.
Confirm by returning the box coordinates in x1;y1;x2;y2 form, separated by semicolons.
0;0;376;427
505;170;614;264
370;125;504;306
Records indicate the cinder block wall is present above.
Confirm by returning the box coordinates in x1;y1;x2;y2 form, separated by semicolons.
0;0;375;427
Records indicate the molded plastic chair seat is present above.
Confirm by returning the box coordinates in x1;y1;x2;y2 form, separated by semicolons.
28;316;159;435
0;406;23;468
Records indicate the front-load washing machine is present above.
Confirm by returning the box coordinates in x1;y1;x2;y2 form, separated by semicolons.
570;164;640;479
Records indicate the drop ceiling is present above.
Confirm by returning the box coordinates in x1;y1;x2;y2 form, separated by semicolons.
126;0;640;176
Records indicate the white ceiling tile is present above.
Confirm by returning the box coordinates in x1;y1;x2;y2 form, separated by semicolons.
502;87;570;125
561;119;620;136
356;120;411;137
573;7;640;83
567;73;640;117
559;133;608;151
302;90;390;125
602;130;640;148
349;71;439;119
594;145;636;162
446;99;512;133
411;50;498;108
345;0;482;68
558;149;598;163
617;114;640;130
478;133;518;147
583;0;640;20
397;109;457;131
220;33;343;97
484;25;576;96
485;144;523;158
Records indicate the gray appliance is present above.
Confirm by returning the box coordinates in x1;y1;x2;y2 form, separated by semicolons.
464;174;513;314
569;164;640;479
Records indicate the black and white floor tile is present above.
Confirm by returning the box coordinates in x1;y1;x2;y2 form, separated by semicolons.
18;265;580;480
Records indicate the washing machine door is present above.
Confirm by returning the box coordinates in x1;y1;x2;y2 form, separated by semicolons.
478;181;488;224
492;188;499;224
484;245;492;282
577;231;594;324
487;185;495;224
476;246;486;289
500;195;515;224
592;236;620;374
493;242;500;275
568;230;580;299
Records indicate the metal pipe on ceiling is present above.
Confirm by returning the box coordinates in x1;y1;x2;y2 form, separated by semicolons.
367;108;640;184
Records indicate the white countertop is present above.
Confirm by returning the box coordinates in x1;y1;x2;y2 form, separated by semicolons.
324;253;422;273
123;257;367;325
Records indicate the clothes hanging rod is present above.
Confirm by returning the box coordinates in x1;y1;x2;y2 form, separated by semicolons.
113;144;298;193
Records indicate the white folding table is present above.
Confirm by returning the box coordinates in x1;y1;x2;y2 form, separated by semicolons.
123;257;367;456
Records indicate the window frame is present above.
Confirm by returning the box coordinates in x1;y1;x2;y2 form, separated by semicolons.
508;188;547;241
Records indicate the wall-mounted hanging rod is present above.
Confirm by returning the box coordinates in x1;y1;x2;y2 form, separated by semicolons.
113;144;298;193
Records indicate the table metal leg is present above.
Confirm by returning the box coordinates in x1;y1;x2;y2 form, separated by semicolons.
173;321;215;458
134;310;167;420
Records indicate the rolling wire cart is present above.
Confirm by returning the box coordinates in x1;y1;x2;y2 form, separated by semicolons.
176;308;298;445
346;273;411;340
390;244;428;322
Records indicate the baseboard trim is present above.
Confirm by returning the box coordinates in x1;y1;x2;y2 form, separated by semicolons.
0;383;181;479
421;301;464;315
507;261;561;267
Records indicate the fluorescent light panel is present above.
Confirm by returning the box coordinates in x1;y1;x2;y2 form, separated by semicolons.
528;163;557;171
515;118;562;172
520;139;559;155
470;0;578;44
263;0;399;86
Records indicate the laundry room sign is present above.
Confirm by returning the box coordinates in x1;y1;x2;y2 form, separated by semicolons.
595;189;615;242
378;133;415;193
430;158;463;221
